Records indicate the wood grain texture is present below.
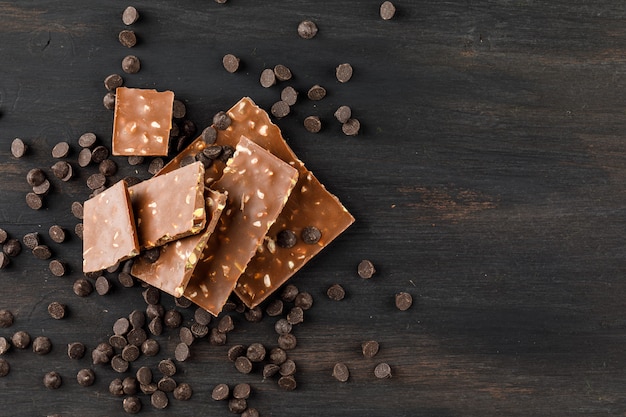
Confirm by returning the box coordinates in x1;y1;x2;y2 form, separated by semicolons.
1;0;626;416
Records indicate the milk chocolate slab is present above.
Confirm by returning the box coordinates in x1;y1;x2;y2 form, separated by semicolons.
83;180;139;272
184;136;298;315
128;161;206;249
112;87;174;156
130;189;226;298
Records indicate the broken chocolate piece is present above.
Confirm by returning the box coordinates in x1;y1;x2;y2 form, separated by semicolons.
128;161;206;249
83;180;140;272
131;189;226;298
112;87;174;156
183;136;298;315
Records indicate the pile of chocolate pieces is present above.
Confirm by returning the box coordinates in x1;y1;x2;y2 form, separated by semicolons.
83;87;354;316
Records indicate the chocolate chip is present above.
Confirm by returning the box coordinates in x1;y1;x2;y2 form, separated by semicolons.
43;371;62;389
48;225;66;243
374;362;392;378
298;20;318;39
12;331;30;349
146;158;164;176
209;328;227;346
260;68;276;88
95;276;112;295
307;85;326;101
158;359;177;377
327;284;346;301
103;92;116;110
122;6;139;25
0;359;9;377
141;339;160;356
123;376;138;395
0;338;9;355
342;118;361;136
0;253;8;269
3;238;21;257
274;64;292;81
77;148;92;168
229;398;248;413
286;306;304;325
32;179;51;195
212;111;232;130
146;303;164;320
244;306;263;322
127;328;148;346
104;74;124;92
128;309;145;330
11;138;27;158
269;347;287;365
278;375;297;390
242;408;260;417
123;396;142;414
212;383;230;401
294;291;314;310
67;342;86;359
71;202;84;220
217;315;234;333
190;322;208;339
135;366;152;386
99;159;118;177
303;115;322;133
127;155;144;166
227;344;246;362
73;278;93;297
51;161;71;179
33;245;52;260
52;141;70;158
301;226;321;244
279;359;297;376
122;55;141;74
276;229;297;248
118;271;135;288
91;145;109;163
332;362;350;382
32;336;52;355
222;54;240;73
109;335;127;350
201;126;218;144
174;342;190;362
246;342;266;362
157;376;177;393
202;145;223;160
275;318;292;335
48;302;66;320
380;1;396;20
164;310;182;329
265;299;284;317
77;368;95;387
142;286;161;305
122;344;140;362
233;382;251;399
277;333;297;350
263;363;280;378
0;229;7;244
173;382;193;401
25;192;43;210
280;284;299;302
194;307;212;326
87;173;106;190
151;390;169;409
334;105;352;123
362;340;380;358
119;30;137;48
111;354;129;373
219;145;235;162
281;86;298;106
0;309;14;328
175;297;193;309
179;326;194;346
22;232;39;249
271;100;290;119
336;63;353;83
395;292;413;311
109;378;124;396
234;356;253;374
26;168;46;187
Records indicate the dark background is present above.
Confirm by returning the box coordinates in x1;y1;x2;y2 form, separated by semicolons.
2;0;626;416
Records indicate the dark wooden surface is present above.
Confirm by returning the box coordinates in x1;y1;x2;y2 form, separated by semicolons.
2;0;626;415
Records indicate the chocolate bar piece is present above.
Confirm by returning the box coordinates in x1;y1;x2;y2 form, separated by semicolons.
162;97;354;308
184;136;298;315
83;180;139;272
112;87;174;156
128;161;206;249
130;189;226;298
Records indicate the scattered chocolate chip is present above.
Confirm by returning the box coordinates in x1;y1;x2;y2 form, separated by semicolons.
91;145;109;164
123;376;138;395
122;55;141;74
212;383;230;401
86;173;106;190
327;284;346;301
122;344;140;362
142;286;161;305
242;408;260;417
67;342;86;359
11;138;27;158
332;362;350;382
32;245;52;260
334;105;352;123
263;363;280;378
123;396;142;414
286;306;304;325
25;192;43;210
374;362;392;378
190;322;208;338
78;148;92;168
361;340;380;358
179;326;194;346
48;302;66;319
278;333;297;350
278;375;297;390
269;347;287;365
307;85;326;101
194;307;212;326
109;378;124;396
0;358;9;377
111;354;129;373
127;155;144;166
271;100;290;118
294;292;314;310
213;111;232;130
175;296;193;309
281;86;298;106
229;398;248;413
380;1;396;20
158;359;177;377
52;141;70;158
173;382;193;401
92;343;114;365
119;30;137;48
280;284;299;302
279;359;297;376
43;371;62;389
275;318;292;335
136;366;152;386
148;158;164;175
51;161;71;180
77;368;95;387
0;229;7;244
95;276;112;295
260;68;277;88
11;331;30;349
219;145;235;162
304;115;322;133
3;239;21;257
265;299;284;317
301;226;322;244
146;303;164;320
127;328;148;346
157;376;177;393
276;229;297;248
246;342;266;362
48;225;66;243
22;232;39;249
201;126;218;144
26;168;46;187
0;253;8;269
274;64;292;81
109;334;127;350
174;342;190;362
104;74;124;92
118;271;135;287
298;20;318;39
342;118;361;136
164;310;182;329
217;315;235;333
244;306;263;322
151;390;169;409
222;54;240;73
32;336;52;355
395;292;413;311
336;63;354;83
122;5;139;24
73;278;93;297
235;356;253;374
0;310;14;328
209;327;227;346
32;179;51;195
103;92;116;110
99;159;118;177
141;339;160;356
233;382;251;399
227;344;246;362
